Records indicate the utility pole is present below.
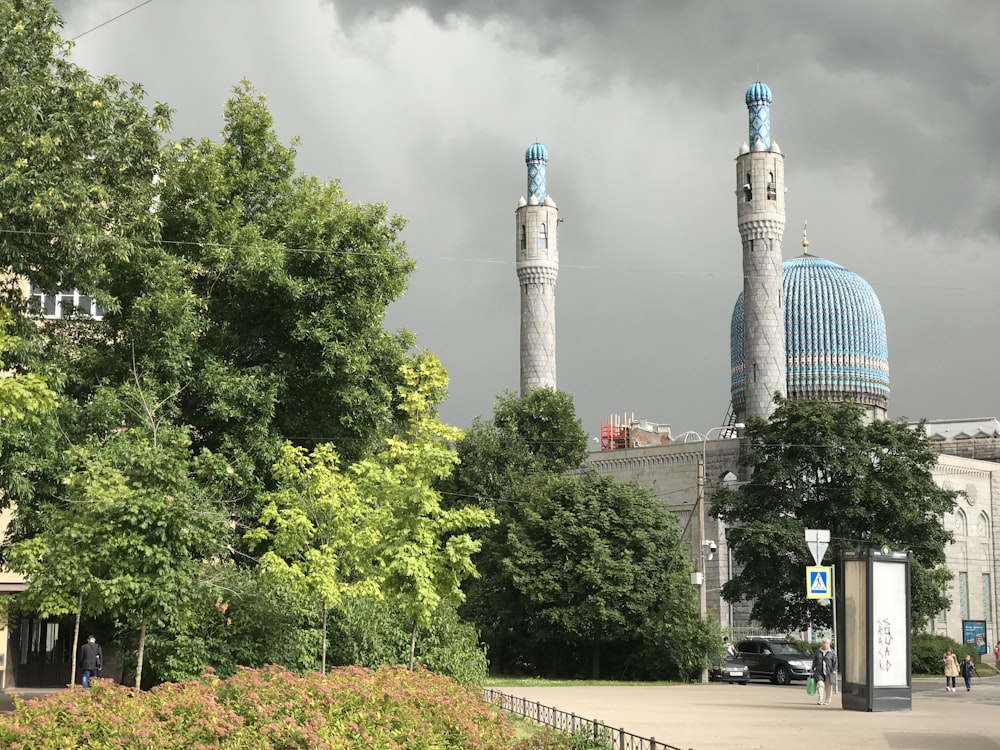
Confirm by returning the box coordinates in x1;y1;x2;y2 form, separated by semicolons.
697;453;708;684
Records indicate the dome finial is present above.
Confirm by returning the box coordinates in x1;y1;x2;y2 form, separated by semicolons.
802;221;809;254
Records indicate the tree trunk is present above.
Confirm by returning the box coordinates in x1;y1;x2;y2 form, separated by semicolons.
409;620;418;671
70;592;82;688
321;604;328;675
591;639;601;680
135;615;146;695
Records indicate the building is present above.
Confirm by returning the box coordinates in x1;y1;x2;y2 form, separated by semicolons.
582;82;998;646
516;142;559;396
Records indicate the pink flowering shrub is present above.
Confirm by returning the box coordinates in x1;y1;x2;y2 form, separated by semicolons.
0;665;518;749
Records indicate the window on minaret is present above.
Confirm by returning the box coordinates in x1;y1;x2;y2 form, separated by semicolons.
539;223;548;249
520;225;526;250
744;173;752;202
767;172;776;200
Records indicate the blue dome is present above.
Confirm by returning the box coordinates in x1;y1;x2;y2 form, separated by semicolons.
745;81;772;106
731;255;889;413
525;142;548;163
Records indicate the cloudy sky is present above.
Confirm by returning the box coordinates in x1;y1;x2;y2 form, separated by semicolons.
53;0;998;441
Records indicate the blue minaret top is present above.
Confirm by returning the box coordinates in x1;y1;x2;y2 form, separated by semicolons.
525;142;548;202
745;81;772;149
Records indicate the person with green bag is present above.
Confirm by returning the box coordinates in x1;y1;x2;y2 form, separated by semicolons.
812;638;838;706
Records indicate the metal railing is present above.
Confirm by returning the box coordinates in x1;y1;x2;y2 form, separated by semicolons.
483;689;691;750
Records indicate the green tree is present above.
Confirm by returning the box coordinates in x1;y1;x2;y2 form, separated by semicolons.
0;0;167;305
355;353;495;670
500;471;710;679
451;389;711;679
712;397;956;632
57;426;230;692
245;442;384;673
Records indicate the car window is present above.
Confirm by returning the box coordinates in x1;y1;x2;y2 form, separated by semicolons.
761;647;772;655
771;642;809;656
737;642;757;654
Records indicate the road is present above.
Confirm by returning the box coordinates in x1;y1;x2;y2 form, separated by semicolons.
494;677;1000;750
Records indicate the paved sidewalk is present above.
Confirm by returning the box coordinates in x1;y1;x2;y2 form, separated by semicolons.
496;679;1000;750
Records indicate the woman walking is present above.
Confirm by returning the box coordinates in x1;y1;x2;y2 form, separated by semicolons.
943;648;959;692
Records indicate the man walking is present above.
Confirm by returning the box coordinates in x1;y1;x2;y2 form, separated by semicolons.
80;635;103;688
812;638;838;706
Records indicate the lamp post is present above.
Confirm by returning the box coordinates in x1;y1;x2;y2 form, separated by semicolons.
690;423;744;682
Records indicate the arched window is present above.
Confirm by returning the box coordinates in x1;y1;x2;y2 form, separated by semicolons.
520;225;526;250
977;512;990;537
953;508;968;535
743;173;752;202
767;171;777;200
539;223;548;249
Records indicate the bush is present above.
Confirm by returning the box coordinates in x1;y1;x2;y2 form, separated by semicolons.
0;665;515;749
911;633;982;675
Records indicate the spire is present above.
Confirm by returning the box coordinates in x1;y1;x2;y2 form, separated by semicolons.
802;221;809;254
525;141;548;202
745;81;772;150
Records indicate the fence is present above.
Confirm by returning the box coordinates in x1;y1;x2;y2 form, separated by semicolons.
483;688;691;750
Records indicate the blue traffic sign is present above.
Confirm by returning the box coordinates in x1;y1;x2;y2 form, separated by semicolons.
806;565;832;599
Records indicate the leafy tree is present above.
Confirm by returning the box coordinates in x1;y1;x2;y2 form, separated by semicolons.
0;0;167;306
56;425;231;692
499;471;710;679
712;397;956;632
245;442;384;673
451;389;712;679
355;353;495;669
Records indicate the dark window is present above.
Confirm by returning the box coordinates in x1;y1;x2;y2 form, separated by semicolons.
520;225;526;250
744;173;752;202
767;172;777;200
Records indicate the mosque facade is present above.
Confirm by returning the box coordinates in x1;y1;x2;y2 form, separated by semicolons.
544;82;1000;647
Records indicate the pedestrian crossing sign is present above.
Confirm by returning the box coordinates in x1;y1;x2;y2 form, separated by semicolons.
806;566;832;599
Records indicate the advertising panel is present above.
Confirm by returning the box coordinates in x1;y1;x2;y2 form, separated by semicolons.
962;620;987;655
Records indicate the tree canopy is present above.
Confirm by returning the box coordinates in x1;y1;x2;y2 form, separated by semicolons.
451;388;713;679
711;397;956;632
0;1;429;685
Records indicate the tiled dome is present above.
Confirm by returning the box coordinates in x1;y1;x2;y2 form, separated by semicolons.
525;142;549;163
731;255;890;414
745;81;772;106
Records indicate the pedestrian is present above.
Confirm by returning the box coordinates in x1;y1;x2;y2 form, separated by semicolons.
724;636;737;658
959;654;976;691
811;637;838;706
943;647;959;692
994;641;1000;662
80;635;103;688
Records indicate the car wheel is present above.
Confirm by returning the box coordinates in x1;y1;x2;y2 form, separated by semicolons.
774;666;791;686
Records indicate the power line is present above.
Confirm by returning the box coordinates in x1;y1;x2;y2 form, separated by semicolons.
70;0;157;41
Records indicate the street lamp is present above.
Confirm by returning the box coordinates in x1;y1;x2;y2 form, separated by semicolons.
682;423;744;682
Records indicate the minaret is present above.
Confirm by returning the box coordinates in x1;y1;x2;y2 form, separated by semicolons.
735;81;786;421
516;142;559;396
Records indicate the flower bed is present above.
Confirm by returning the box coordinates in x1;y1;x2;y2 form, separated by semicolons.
0;665;516;749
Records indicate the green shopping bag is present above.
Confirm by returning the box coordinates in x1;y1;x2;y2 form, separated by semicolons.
806;676;816;696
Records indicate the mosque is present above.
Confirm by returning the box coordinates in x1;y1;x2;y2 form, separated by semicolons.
515;82;998;651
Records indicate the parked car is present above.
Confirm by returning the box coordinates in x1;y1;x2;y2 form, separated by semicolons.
735;638;813;685
710;654;750;684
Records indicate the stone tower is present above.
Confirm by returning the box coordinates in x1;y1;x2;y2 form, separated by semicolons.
733;81;786;421
516;142;559;395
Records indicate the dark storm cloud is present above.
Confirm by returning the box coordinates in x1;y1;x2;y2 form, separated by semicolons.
329;0;1000;241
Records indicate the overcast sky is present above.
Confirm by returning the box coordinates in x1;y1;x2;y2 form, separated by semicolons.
53;0;999;441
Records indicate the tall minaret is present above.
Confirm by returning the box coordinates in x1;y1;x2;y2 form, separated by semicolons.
516;142;559;396
736;81;786;421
